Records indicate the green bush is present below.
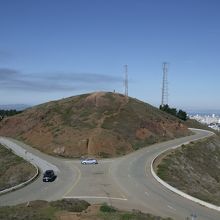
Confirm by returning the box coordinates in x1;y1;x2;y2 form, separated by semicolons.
100;203;116;213
50;199;90;212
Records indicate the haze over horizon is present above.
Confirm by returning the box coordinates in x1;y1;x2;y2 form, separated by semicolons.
0;0;220;110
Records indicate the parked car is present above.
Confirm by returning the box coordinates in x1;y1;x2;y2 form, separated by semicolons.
81;158;98;165
43;170;56;182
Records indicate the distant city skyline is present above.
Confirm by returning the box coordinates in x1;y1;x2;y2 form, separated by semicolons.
0;0;220;110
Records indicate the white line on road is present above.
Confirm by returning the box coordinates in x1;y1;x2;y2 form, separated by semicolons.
63;196;128;201
167;205;176;211
145;191;149;196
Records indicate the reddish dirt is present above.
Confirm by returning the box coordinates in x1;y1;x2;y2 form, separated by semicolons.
58;205;101;220
0;92;191;158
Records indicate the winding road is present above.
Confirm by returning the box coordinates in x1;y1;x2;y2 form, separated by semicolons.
0;129;219;220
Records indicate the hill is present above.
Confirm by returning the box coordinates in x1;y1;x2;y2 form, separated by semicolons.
0;144;35;191
0;92;191;158
157;135;220;206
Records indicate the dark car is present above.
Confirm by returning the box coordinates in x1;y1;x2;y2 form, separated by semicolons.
43;170;56;182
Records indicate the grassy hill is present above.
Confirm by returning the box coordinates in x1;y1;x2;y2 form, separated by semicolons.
0;200;173;220
0;144;36;191
157;135;220;206
0;92;191;158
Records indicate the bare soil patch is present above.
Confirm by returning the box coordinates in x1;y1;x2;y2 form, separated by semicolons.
0;92;191;158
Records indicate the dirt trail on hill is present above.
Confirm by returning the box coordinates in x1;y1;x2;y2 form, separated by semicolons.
87;93;128;155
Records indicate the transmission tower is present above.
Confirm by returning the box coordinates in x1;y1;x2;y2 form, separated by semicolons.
161;62;169;106
124;64;128;97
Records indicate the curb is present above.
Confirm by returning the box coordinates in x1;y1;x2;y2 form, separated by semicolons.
151;128;220;212
0;148;39;195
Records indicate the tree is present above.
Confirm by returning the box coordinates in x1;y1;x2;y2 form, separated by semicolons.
159;105;187;121
177;109;187;121
0;109;22;121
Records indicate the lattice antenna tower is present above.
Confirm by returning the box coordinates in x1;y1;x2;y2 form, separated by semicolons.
124;64;128;97
161;62;169;106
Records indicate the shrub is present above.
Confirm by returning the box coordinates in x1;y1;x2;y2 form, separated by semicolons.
100;203;116;213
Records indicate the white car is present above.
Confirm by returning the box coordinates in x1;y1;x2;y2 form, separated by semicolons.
81;158;98;165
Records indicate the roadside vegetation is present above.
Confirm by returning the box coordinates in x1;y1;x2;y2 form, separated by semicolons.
0;200;173;220
0;144;36;191
0;199;90;220
159;104;187;121
98;203;173;220
0;109;22;121
157;135;220;205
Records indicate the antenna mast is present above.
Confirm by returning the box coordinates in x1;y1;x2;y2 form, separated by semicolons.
124;64;128;97
161;62;168;106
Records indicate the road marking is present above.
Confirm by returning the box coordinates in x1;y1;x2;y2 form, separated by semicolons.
63;165;81;197
108;163;127;200
167;205;176;211
145;159;150;180
145;191;149;196
63;196;127;201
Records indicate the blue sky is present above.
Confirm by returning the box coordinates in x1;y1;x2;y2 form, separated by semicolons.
0;0;220;111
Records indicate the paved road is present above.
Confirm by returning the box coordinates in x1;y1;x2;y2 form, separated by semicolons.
0;138;77;205
0;129;219;219
0;137;59;172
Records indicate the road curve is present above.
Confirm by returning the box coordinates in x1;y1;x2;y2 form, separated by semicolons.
0;138;79;206
110;128;219;220
0;129;219;220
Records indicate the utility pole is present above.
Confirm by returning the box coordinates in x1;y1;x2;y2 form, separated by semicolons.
161;62;168;106
124;64;128;97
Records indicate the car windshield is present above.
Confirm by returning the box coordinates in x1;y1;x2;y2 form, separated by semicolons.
44;170;53;175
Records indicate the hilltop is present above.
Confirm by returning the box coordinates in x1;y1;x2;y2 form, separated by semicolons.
0;92;191;158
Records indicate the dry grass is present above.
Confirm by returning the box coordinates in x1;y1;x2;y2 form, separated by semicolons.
0;200;173;220
0;199;90;220
0;92;191;158
157;135;220;205
0;145;36;191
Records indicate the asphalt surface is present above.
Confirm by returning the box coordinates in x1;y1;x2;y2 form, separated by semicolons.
0;129;219;220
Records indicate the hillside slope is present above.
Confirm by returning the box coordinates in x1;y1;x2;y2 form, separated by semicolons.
157;135;220;206
0;144;35;191
0;92;191;158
